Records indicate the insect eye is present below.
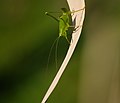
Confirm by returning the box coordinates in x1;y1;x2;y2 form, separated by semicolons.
61;8;68;12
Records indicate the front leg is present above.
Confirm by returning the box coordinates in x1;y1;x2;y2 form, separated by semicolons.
73;25;83;33
69;25;80;32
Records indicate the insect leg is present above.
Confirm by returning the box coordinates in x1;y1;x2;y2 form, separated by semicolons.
71;6;85;14
69;25;80;32
65;36;71;44
69;26;75;28
73;25;83;33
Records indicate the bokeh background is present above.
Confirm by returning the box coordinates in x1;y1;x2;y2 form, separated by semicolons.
0;0;120;103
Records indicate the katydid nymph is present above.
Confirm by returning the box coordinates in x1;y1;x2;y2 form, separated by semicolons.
45;7;84;69
45;7;84;43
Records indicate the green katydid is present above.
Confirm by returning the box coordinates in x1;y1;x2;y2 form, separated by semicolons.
45;7;85;69
45;7;84;43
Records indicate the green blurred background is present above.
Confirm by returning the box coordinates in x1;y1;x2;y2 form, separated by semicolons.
0;0;120;103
